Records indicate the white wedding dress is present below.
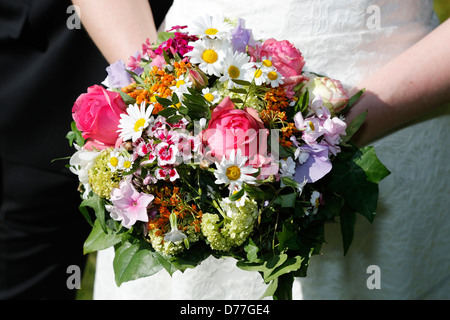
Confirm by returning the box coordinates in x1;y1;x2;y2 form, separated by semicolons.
93;0;450;300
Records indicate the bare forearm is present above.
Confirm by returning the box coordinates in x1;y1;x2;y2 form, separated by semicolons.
346;18;450;146
72;0;158;63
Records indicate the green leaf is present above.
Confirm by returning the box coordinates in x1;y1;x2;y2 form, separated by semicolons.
155;96;173;107
273;273;295;300
231;79;252;86
229;187;245;201
157;107;178;118
296;89;309;114
348;88;366;108
66;121;85;147
83;219;122;254
261;278;278;300
113;242;164;286
79;193;107;232
244;239;259;263
328;148;383;223
341;88;365;114
119;91;136;106
339;205;357;256
273;193;298;208
157;31;175;45
166;114;184;124
355;146;391;184
342;111;367;144
264;256;303;283
229;88;248;94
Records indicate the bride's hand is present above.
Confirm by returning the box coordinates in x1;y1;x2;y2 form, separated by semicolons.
345;18;450;146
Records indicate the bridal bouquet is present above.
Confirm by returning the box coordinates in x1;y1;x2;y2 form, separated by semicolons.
67;15;390;299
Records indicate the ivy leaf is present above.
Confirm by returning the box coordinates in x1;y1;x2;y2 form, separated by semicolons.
83;219;122;254
113;242;164;286
339;205;357;256
355;146;391;184
328;147;388;223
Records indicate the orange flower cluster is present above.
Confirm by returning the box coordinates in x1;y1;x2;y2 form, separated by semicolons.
260;88;298;148
121;63;190;115
147;186;203;239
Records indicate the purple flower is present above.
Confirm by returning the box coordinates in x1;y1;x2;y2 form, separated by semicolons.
294;144;332;183
105;59;132;88
231;18;256;53
106;178;154;229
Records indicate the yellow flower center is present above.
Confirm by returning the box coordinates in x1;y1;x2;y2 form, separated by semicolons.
254;69;263;78
204;93;215;102
202;49;218;64
176;80;185;88
205;28;219;36
226;165;241;181
268;71;278;81
262;59;272;67
134;118;146;132
110;157;118;167
307;121;315;131
228;65;240;79
123;160;132;169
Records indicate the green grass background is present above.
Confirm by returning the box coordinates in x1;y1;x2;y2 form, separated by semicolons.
74;1;450;300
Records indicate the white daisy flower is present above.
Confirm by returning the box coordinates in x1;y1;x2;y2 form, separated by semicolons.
260;56;274;71
169;73;192;100
190;14;233;40
118;154;134;172
118;101;154;142
244;63;269;86
219;49;252;88
266;69;284;88
107;150;121;172
214;149;258;194
185;39;226;77
201;87;221;104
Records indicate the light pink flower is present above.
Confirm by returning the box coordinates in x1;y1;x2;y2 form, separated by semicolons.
107;178;154;229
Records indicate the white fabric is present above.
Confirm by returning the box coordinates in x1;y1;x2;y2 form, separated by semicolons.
94;0;450;300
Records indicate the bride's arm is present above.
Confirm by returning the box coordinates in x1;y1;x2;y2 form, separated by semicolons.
346;18;450;146
71;0;158;64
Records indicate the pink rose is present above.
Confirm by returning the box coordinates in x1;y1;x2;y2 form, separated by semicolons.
249;38;306;90
72;85;127;150
202;97;268;162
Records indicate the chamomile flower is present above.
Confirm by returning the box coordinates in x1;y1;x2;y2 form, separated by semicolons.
118;101;154;142
245;63;268;86
118;154;134;172
202;87;221;104
266;69;284;87
219;49;252;88
214;149;258;194
108;150;121;172
169;74;192;100
185;39;226;77
190;14;233;40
